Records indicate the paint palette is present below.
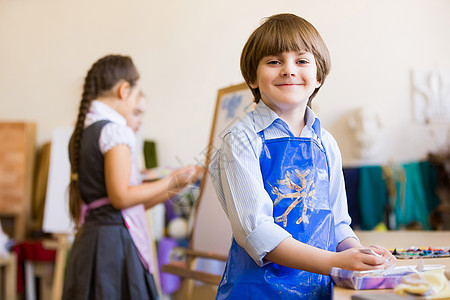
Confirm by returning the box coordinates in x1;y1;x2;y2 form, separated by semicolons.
390;247;450;259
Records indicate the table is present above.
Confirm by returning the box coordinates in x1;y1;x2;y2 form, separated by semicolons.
333;231;450;300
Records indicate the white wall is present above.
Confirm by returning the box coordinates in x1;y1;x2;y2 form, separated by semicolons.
1;0;449;167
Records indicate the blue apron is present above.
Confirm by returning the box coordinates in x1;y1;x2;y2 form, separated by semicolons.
216;131;336;299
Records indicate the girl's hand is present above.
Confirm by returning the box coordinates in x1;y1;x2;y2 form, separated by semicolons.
167;165;204;194
332;246;394;271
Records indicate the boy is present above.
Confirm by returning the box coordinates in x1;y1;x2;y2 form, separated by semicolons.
210;13;395;299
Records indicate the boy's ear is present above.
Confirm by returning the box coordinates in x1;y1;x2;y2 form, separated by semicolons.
315;80;322;88
117;81;131;100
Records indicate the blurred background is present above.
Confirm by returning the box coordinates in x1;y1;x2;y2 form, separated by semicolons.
0;0;449;299
0;0;448;168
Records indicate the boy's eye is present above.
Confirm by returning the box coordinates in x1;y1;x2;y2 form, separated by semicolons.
297;59;309;64
267;60;280;65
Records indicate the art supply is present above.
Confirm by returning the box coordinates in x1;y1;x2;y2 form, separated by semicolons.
391;247;450;259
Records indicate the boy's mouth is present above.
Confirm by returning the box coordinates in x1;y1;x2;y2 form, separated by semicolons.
276;83;300;87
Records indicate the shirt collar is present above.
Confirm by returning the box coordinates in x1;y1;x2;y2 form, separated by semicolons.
253;100;280;133
304;106;322;139
253;100;322;138
88;100;127;126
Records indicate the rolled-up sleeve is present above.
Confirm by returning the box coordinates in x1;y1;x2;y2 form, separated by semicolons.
210;129;291;266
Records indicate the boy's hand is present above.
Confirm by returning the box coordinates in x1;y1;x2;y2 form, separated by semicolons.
333;246;396;271
369;244;397;269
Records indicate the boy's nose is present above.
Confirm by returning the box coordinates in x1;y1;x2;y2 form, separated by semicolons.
281;72;294;77
280;64;295;77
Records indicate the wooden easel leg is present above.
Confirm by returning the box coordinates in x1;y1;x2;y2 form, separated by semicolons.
51;235;68;300
185;279;195;300
185;257;199;300
43;234;71;300
5;253;17;300
172;256;198;300
173;278;195;300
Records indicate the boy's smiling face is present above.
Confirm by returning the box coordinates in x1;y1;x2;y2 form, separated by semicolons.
250;51;321;114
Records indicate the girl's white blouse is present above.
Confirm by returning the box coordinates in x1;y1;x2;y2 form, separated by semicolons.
84;100;136;155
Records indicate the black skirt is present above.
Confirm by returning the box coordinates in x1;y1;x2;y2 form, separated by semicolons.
62;205;158;300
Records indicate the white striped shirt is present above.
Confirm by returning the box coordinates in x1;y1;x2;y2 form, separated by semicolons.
209;100;357;266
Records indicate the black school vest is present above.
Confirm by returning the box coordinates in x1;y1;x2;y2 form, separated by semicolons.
69;120;110;204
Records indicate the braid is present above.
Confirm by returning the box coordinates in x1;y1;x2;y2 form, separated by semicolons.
69;68;97;227
68;55;139;228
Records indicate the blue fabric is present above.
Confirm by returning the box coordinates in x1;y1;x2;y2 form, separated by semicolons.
216;133;336;299
394;162;438;229
418;161;440;214
358;166;388;230
345;161;439;231
342;167;361;229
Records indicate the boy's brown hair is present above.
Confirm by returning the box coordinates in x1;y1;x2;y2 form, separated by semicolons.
240;13;331;107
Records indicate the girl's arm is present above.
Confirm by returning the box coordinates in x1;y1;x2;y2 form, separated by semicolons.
264;237;394;275
142;166;202;209
104;144;201;209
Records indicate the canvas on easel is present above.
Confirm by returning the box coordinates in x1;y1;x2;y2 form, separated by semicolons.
162;82;255;298
42;127;74;235
40;127;74;300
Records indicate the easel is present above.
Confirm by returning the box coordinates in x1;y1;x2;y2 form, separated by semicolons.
42;233;72;300
162;249;227;300
0;253;17;300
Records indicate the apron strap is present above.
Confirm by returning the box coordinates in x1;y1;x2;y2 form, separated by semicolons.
80;197;110;225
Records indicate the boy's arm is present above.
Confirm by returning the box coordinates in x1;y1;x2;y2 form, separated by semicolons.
336;237;362;251
264;237;389;275
216;130;291;266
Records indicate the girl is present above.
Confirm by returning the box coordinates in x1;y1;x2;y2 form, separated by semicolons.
63;55;202;300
